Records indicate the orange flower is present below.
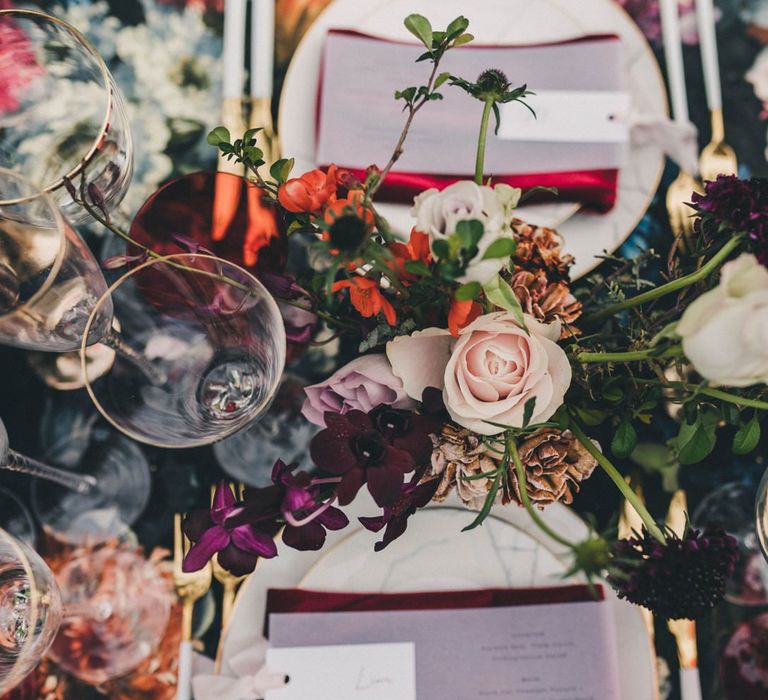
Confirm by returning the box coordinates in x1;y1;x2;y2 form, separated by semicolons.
448;298;483;337
323;189;374;228
278;164;339;214
389;229;431;283
333;276;396;326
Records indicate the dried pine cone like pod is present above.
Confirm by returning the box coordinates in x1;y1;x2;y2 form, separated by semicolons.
508;429;597;507
509;269;582;335
511;220;574;281
430;424;509;510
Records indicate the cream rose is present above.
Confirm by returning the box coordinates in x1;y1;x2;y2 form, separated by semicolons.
677;253;768;387
411;181;517;285
387;312;572;435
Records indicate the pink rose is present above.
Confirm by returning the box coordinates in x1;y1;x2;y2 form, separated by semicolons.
387;313;571;435
301;354;415;427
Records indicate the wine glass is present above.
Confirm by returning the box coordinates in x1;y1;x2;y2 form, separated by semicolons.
755;466;768;564
81;253;286;447
694;481;768;606
0;529;171;694
1;416;150;546
0;529;62;695
0;9;133;224
0;489;35;546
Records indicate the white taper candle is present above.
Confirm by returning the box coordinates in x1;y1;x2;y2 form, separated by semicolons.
695;0;722;111
222;0;247;98
659;0;689;123
250;0;276;99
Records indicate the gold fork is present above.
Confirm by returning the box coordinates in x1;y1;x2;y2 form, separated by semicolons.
666;170;701;254
699;110;738;184
665;490;702;700
173;513;213;700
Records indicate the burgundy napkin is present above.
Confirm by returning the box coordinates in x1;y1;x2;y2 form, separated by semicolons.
264;584;602;636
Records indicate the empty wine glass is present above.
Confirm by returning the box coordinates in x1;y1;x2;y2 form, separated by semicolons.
694;481;768;606
0;9;133;224
0;529;171;694
82;253;286;447
0;529;62;695
1;416;150;545
0;489;35;546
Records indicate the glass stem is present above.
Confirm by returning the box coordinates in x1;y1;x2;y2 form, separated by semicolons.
101;328;167;385
3;450;96;495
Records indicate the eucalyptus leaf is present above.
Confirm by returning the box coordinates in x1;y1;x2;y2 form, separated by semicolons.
482;274;528;331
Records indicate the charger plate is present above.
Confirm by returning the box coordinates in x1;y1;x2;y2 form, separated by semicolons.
278;0;667;279
220;492;658;699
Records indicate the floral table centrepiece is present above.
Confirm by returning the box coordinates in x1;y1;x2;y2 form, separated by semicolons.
48;11;767;621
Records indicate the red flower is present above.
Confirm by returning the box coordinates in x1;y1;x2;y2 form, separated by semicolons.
389;229;431;283
333;276;396;326
322;189;375;253
277;164;339;214
448;298;483;337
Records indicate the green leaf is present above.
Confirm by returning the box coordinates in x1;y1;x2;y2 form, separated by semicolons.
403;260;431;277
395;86;417;102
434;72;452;89
445;16;469;40
404;14;433;49
481;237;516;260
243;127;262;143
207;126;231;147
519;186;559;204
482;274;528;331
455;281;481;301
270;157;295;183
522;398;536;429
573;406;606;427
462;468;503;531
733;414;761;455
676;411;717;465
453;33;474;47
611;420;637;459
455;219;484;251
432;239;450;259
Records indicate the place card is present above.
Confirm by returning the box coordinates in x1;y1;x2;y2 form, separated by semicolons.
264;642;416;700
269;600;621;699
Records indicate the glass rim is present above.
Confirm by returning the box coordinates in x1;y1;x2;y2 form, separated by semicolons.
0;167;70;315
79;252;288;449
0;527;42;694
0;9;114;206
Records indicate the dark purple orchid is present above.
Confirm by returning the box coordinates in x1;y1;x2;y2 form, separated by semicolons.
310;411;416;507
370;405;442;464
271;460;349;551
359;468;441;551
182;482;279;576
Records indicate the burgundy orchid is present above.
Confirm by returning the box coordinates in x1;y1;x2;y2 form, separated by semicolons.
369;405;442;464
359;468;441;551
182;482;279;576
310;411;416;507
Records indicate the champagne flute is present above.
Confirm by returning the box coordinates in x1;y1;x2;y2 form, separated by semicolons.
0;9;133;224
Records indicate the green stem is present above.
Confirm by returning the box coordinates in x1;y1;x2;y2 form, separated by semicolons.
577;345;683;365
508;436;575;549
583;235;743;324
475;98;494;185
570;421;667;545
635;379;768;411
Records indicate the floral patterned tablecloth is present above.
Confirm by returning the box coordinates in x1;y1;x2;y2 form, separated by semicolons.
1;0;767;698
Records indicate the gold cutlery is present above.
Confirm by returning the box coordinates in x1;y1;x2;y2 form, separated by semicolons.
665;490;702;700
699;109;737;183
173;512;213;700
666;170;701;253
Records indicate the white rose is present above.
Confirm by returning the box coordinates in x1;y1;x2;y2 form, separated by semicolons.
411;181;517;285
387;312;572;435
677;253;768;387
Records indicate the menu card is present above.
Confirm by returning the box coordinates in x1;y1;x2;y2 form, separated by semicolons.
316;31;629;210
268;599;621;699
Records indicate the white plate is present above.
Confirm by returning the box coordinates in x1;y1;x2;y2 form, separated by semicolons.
278;0;667;279
220;492;657;699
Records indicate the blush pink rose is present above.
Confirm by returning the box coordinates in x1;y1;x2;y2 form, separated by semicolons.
301;354;415;427
387;312;571;436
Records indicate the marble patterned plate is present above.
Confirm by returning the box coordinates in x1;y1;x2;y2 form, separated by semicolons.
219;492;657;699
278;0;667;279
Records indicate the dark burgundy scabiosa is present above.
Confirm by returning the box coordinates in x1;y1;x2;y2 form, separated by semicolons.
359;468;441;551
310;411;415;507
271;459;349;551
607;526;739;620
182;482;279;576
692;175;768;263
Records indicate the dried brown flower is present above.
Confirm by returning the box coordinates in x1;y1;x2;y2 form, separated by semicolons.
429;424;510;509
511;220;574;281
508;429;597;507
509;269;582;335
